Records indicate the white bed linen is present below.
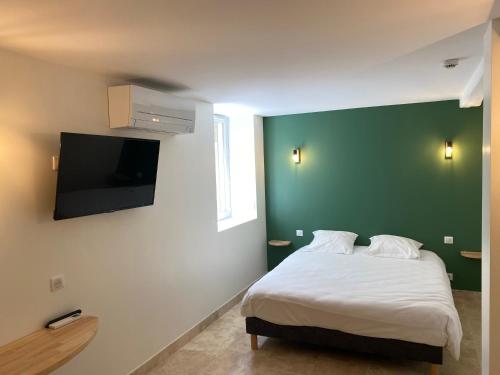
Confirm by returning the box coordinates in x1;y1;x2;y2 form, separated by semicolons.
240;246;462;359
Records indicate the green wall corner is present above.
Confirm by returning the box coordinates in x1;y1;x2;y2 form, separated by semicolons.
263;100;482;291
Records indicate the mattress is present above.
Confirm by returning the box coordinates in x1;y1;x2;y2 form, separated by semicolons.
240;246;462;360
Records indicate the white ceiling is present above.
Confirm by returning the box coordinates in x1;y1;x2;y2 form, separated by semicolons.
0;0;496;115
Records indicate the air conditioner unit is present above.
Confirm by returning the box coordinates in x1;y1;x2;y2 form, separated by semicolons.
108;85;196;134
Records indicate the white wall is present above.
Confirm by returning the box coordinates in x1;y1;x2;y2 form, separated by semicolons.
482;18;500;375
0;48;267;375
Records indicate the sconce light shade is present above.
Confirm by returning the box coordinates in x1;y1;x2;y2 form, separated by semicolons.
292;148;301;163
445;140;453;159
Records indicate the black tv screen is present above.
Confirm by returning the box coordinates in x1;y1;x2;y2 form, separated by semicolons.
54;133;160;220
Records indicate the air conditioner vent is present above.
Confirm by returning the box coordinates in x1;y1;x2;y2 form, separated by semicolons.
108;85;196;134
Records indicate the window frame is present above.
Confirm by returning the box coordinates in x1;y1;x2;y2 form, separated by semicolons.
214;114;232;221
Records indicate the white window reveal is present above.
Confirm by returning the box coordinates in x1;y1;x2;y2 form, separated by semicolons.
213;104;257;232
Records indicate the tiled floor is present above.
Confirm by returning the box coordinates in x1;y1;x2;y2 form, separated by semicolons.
147;290;481;375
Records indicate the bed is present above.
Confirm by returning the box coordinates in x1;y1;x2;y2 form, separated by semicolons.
240;245;462;375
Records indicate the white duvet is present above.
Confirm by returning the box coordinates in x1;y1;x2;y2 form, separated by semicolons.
241;246;462;359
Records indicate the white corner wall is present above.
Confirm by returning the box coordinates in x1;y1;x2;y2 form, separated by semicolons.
0;48;267;375
483;18;500;375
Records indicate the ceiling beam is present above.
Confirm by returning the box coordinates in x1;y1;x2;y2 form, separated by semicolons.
460;59;484;108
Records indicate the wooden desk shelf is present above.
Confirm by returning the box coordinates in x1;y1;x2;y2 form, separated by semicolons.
0;316;98;375
268;240;292;247
460;251;482;260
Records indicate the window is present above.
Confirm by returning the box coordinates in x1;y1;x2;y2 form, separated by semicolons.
214;114;231;221
213;105;257;231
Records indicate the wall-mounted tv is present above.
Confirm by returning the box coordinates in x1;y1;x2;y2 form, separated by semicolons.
54;133;160;220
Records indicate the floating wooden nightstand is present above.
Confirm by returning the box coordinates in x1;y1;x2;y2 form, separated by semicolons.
460;251;481;260
0;316;98;375
268;240;292;247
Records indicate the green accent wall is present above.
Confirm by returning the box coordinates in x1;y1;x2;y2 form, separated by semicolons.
263;100;482;291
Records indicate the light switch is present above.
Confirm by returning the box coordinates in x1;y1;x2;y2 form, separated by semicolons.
50;274;65;292
444;236;454;245
296;230;304;237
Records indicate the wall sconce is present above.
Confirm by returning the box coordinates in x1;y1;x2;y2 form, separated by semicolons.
445;140;453;159
51;156;59;171
292;148;301;164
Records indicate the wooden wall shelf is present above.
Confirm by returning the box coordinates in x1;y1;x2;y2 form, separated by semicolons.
0;316;98;375
460;251;481;260
268;240;292;247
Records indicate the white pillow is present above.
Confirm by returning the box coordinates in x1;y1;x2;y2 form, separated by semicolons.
304;230;358;254
367;235;423;259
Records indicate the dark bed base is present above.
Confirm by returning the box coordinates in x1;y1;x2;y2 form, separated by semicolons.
246;317;443;365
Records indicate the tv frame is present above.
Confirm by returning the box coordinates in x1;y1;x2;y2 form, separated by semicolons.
53;132;160;221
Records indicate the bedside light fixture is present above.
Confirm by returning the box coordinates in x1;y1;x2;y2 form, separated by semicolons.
445;140;453;159
292;148;301;164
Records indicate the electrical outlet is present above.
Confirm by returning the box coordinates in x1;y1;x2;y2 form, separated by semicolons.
296;230;304;237
448;273;454;281
444;236;454;245
50;274;65;292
